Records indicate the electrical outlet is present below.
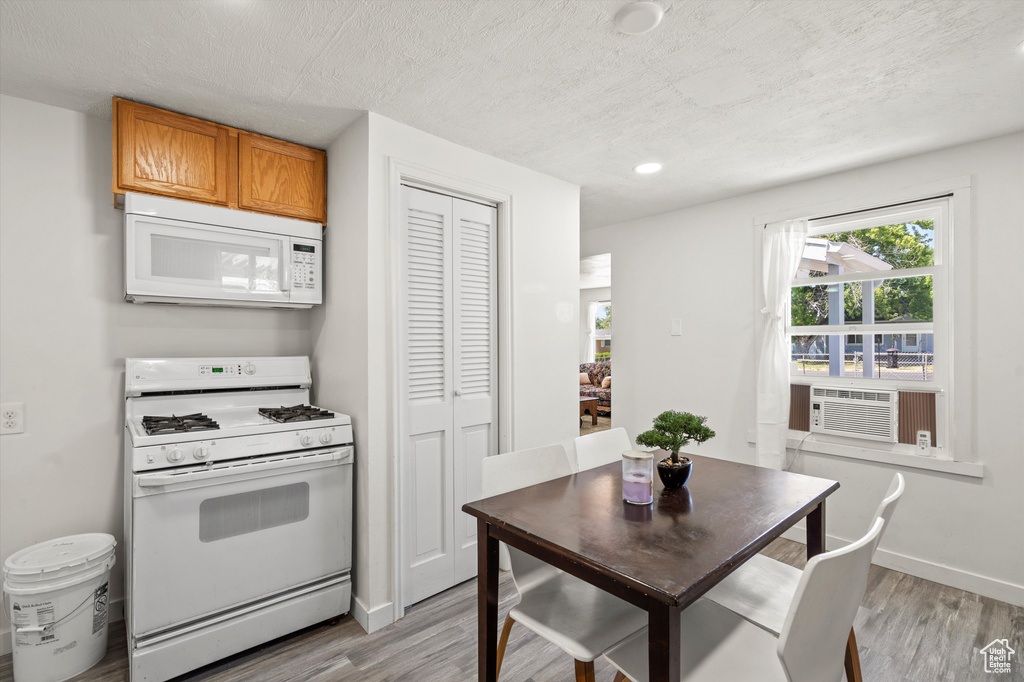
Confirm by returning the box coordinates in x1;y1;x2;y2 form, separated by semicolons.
1;403;24;435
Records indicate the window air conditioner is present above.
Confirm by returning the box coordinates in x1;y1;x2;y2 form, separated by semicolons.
809;386;899;443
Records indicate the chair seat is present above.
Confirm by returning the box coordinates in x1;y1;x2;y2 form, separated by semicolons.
701;553;801;635
510;571;649;662
604;599;789;682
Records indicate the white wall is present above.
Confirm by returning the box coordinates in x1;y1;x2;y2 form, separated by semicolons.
579;286;611;363
309;115;372;625
0;95;313;653
583;132;1024;605
311;112;580;631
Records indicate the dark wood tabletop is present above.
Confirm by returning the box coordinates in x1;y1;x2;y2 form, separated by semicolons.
463;452;839;681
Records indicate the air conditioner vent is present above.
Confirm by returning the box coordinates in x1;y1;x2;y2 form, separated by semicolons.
809;386;898;442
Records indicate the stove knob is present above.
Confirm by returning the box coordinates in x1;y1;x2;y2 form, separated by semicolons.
193;446;210;460
301;435;314;447
167;449;184;463
319;432;333;445
243;363;256;375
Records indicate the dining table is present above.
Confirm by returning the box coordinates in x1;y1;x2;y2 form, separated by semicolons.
462;452;840;682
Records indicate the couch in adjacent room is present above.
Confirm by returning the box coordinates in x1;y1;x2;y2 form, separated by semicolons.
579;362;611;416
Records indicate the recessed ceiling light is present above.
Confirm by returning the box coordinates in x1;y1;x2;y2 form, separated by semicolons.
614;2;664;35
633;162;662;174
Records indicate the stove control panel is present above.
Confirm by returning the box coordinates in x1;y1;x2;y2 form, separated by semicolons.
199;364;240;376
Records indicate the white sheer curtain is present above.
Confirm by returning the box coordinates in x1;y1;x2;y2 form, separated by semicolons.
586;301;599;363
757;219;808;469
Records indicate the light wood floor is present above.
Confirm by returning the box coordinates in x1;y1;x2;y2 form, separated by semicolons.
2;538;1020;682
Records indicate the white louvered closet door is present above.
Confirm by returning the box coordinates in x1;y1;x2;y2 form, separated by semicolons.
400;186;497;607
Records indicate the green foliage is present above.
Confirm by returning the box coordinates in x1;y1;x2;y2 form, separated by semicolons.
595;304;612;330
791;221;934;353
635;411;715;464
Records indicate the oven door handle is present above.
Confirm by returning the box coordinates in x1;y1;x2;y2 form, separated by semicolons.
136;448;351;491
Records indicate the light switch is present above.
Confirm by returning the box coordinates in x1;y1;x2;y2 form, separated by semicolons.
671;318;682;336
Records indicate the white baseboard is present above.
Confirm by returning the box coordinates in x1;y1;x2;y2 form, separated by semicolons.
779;526;1024;607
350;596;395;634
1;597;125;657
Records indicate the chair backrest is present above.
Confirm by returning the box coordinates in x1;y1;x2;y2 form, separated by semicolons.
872;472;905;530
777;517;885;682
574;427;631;472
481;444;574;591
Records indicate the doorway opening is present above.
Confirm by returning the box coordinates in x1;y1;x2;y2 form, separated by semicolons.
580;253;612;435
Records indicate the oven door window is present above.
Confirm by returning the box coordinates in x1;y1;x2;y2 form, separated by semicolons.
199;482;309;543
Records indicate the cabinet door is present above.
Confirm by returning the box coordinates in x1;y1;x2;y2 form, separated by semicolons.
238;132;326;223
115;99;230;205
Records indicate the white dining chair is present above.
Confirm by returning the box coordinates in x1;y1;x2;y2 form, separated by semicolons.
700;472;905;682
605;516;887;682
482;444;649;681
574;427;631;471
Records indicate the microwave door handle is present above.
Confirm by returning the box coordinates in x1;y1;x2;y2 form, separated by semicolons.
280;238;291;291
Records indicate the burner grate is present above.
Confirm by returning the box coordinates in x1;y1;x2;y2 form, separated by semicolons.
259;404;335;423
141;413;220;436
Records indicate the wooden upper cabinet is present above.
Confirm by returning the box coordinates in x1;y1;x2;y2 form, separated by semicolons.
238;132;326;223
112;98;327;224
114;99;230;205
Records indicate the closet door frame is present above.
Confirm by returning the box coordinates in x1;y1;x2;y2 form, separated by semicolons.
387;158;513;623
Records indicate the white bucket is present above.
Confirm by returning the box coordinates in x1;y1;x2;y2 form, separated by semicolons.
3;534;116;682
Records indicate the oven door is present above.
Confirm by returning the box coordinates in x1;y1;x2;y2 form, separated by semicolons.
126;214;292;305
130;447;352;637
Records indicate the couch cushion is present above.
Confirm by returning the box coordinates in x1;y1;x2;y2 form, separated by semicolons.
580;361;611;387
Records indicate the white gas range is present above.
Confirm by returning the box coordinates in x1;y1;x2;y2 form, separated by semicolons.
123;356;353;682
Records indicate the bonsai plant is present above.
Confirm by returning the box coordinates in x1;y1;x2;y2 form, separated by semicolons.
635;410;716;488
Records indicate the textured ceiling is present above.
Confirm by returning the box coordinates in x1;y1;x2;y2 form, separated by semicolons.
1;0;1022;229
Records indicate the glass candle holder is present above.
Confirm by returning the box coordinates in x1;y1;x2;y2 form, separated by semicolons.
622;450;654;505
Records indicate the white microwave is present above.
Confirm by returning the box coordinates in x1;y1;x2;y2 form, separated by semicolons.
124;193;322;308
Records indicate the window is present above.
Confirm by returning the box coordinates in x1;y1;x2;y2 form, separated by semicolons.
787;196;952;459
789;197;947;386
594;301;612;361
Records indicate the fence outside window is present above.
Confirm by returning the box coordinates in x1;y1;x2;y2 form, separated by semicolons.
791;351;934;381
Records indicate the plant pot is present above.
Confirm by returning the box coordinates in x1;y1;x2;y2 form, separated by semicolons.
657;456;692;489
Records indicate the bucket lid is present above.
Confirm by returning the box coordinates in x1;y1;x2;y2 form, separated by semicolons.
3;533;116;582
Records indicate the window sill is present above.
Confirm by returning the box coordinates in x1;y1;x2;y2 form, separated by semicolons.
746;431;984;478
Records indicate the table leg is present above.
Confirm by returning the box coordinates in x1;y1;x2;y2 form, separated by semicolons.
647;602;680;682
591;408;598;425
806;500;826;559
478;519;499;682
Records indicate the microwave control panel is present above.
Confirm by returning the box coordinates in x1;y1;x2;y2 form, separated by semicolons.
291;243;318;289
290;239;322;304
